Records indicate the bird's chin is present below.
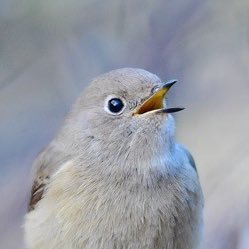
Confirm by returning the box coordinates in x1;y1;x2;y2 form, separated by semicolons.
125;114;176;164
131;111;175;137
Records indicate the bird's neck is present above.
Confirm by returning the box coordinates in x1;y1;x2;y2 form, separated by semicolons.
77;137;178;186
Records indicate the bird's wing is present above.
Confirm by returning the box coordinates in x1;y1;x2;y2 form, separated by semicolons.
176;143;197;172
28;143;70;212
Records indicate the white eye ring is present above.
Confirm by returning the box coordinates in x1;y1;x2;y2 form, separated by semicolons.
104;95;126;115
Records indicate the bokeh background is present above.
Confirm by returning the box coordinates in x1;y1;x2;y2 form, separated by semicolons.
1;0;249;248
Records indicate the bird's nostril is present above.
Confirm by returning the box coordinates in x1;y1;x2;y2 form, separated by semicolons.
151;85;160;94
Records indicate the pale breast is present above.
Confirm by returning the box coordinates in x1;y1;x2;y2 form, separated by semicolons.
25;162;203;249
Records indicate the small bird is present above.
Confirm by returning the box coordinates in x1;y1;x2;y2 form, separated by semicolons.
24;68;203;249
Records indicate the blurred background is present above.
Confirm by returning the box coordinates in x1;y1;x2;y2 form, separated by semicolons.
0;0;249;248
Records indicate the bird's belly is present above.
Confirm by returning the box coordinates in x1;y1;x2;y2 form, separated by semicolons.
26;199;171;248
25;167;202;249
25;189;201;249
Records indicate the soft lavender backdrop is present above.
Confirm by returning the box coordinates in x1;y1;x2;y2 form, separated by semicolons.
1;1;249;248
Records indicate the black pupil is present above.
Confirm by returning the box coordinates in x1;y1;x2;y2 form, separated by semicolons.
108;98;124;113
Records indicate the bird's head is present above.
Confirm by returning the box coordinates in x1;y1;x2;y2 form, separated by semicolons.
59;68;183;169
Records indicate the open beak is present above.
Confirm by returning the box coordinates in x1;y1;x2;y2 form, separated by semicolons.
133;80;184;115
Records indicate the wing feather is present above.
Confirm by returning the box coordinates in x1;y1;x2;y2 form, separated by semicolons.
177;144;197;172
28;143;70;211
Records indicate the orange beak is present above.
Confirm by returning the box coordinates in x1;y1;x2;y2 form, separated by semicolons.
133;80;184;115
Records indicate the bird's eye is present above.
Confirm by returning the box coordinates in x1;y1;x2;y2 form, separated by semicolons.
106;98;125;115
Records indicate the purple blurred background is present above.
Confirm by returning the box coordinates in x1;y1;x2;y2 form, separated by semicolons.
1;1;249;248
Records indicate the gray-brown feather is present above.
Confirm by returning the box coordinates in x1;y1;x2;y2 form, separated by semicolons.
28;141;71;211
177;144;197;172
